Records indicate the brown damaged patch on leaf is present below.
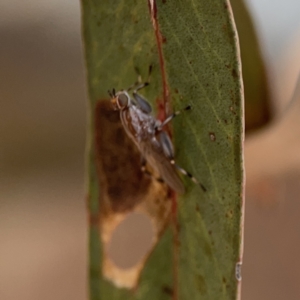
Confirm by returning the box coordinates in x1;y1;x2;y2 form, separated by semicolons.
95;100;152;214
94;100;172;288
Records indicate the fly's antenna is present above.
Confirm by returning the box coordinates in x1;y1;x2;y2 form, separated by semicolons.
108;88;117;100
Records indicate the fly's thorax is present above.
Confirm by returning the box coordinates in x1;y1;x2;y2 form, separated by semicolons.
121;105;156;142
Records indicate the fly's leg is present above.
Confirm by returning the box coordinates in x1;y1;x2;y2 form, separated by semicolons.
127;65;153;92
131;65;153;113
158;130;207;192
110;66;153;100
156;105;191;131
126;80;141;92
172;162;207;192
158;131;175;160
140;157;164;183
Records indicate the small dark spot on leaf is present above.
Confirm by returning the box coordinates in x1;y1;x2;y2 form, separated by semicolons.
208;230;212;235
232;68;238;78
195;204;200;212
162;35;167;43
223;277;227;284
174;88;179;94
162;285;173;295
224;119;228;124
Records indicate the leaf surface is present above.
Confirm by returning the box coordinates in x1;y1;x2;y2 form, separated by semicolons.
81;0;244;299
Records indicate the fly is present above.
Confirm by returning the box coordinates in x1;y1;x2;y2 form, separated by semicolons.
108;69;206;194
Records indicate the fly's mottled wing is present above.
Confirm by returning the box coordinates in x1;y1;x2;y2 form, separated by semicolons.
143;139;185;194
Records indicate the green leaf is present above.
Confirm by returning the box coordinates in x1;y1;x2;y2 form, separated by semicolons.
81;0;244;300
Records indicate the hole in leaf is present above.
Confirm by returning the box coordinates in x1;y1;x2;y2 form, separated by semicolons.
107;212;155;269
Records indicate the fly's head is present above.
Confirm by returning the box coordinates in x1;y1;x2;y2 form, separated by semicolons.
109;89;131;111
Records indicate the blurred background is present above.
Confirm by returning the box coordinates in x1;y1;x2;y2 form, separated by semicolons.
0;1;299;299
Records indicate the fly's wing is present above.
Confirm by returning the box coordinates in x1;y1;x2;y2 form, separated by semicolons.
144;140;185;194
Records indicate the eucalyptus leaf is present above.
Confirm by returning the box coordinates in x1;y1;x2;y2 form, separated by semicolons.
81;0;244;299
